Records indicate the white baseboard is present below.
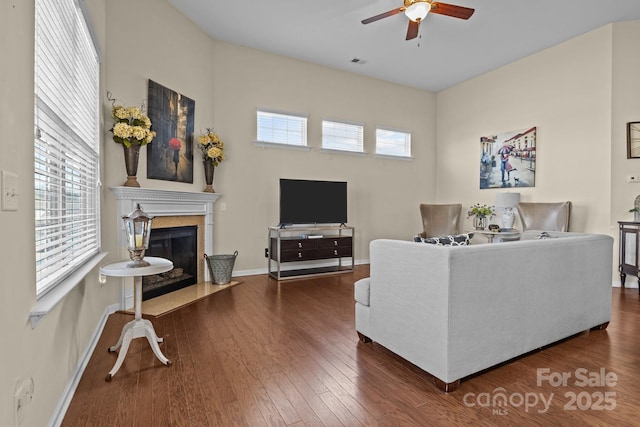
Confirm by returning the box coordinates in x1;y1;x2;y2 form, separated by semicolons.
612;281;638;288
234;258;369;278
47;303;120;427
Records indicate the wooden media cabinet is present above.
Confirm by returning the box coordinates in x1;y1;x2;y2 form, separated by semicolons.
268;225;354;280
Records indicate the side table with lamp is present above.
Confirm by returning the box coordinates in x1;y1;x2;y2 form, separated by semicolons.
471;228;521;243
100;204;173;381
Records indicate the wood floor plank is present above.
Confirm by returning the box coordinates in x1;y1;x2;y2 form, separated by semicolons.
281;367;343;426
149;314;172;427
62;266;640;426
317;391;367;427
219;350;269;427
166;313;194;426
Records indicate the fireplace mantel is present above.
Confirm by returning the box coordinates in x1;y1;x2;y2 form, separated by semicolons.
111;186;220;214
110;186;221;308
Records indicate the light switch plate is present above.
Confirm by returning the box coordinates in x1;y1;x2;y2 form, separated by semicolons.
2;170;18;211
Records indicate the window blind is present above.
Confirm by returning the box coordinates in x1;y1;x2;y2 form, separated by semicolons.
322;120;364;153
257;110;307;146
34;0;100;296
376;128;412;157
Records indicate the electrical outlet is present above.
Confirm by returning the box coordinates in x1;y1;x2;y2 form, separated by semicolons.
14;377;34;426
220;202;227;211
627;175;640;183
2;170;18;211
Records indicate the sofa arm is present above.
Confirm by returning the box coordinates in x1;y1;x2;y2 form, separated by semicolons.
368;240;452;376
354;277;370;306
354;277;372;340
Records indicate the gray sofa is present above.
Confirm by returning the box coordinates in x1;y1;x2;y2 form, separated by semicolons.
354;231;613;392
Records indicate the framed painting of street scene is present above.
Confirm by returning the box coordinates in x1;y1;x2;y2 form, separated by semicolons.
479;127;536;189
147;80;194;183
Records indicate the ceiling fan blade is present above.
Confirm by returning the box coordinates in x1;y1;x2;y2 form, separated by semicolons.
430;2;475;20
406;19;420;40
361;7;404;25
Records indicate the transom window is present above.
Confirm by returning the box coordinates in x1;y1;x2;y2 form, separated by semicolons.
376;128;412;158
34;0;101;296
322;120;364;153
256;109;308;147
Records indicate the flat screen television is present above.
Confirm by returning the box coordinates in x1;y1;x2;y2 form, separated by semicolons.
279;179;347;226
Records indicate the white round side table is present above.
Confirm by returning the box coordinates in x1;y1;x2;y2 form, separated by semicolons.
100;256;173;381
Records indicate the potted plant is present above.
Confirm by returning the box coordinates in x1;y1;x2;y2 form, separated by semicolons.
197;128;225;193
467;203;495;230
110;101;155;187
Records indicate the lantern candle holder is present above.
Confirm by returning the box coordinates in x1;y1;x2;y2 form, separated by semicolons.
122;203;154;267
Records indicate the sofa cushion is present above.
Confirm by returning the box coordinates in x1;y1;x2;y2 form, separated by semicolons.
414;233;474;246
354;278;370;306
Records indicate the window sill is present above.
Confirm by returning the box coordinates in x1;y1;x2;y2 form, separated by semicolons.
30;251;108;328
374;153;414;161
320;148;367;157
252;141;311;151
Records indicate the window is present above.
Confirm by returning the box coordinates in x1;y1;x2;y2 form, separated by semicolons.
322;120;364;153
34;0;101;296
257;110;308;147
376;128;412;158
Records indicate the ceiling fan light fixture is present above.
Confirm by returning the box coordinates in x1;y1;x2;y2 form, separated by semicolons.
404;1;430;22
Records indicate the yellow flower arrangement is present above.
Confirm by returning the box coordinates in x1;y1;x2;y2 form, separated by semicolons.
197;128;225;166
110;104;155;148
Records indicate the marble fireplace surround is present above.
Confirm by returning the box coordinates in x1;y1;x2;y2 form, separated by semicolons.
111;186;221;309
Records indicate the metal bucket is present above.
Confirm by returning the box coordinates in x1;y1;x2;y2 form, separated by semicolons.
204;251;238;285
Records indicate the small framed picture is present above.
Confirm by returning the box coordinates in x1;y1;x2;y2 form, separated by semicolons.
627;122;640;159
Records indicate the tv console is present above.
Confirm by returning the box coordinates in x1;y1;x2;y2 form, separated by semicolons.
268;225;354;280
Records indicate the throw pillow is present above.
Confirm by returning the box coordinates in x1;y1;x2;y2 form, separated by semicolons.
413;233;474;246
535;231;557;240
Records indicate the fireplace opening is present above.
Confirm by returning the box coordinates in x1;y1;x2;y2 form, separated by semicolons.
143;225;198;300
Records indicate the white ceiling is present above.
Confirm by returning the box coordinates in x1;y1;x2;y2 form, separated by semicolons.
169;0;640;92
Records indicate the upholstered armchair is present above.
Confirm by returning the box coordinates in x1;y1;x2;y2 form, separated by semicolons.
516;201;571;232
419;204;462;238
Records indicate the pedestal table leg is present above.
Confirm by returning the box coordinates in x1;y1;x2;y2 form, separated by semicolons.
106;275;171;381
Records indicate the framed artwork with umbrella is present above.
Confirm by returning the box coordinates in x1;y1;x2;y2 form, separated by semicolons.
479;127;536;189
146;80;195;183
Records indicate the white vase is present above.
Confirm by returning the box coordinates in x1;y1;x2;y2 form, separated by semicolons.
502;207;515;230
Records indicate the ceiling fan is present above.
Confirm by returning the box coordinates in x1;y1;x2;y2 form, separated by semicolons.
361;0;475;41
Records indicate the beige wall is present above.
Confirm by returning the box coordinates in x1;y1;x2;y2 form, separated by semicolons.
103;0;437;273
610;21;640;285
437;20;640;282
436;25;614;236
0;1;113;426
612;21;640;213
208;41;437;267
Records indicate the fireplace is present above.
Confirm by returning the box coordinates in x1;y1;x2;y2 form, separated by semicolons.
111;186;220;310
142;225;198;300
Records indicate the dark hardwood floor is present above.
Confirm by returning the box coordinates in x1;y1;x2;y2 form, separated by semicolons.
62;266;640;426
